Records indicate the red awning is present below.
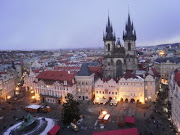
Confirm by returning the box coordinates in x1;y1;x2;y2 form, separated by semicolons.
125;116;135;124
93;128;139;135
48;124;60;135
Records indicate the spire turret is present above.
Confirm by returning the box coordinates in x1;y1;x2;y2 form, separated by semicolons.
123;14;136;41
103;16;116;41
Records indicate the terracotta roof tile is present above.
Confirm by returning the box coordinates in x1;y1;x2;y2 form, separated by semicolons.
36;71;75;86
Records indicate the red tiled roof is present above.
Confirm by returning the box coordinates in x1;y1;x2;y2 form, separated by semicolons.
40;57;50;60
152;67;160;77
36;71;75;86
0;72;7;74
102;78;111;82
123;70;136;79
89;67;103;74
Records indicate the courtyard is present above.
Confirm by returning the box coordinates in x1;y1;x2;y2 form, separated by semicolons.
0;89;176;135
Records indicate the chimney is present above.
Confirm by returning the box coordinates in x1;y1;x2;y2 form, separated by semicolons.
68;71;70;74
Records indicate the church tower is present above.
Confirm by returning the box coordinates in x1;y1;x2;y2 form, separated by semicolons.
103;16;116;56
103;16;116;78
123;14;138;71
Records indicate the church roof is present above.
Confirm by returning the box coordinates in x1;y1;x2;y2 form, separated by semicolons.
77;63;92;76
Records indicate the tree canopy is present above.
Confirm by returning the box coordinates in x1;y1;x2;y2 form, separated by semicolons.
61;93;80;125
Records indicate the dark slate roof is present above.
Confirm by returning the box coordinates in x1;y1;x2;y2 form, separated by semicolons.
155;57;180;64
77;63;92;76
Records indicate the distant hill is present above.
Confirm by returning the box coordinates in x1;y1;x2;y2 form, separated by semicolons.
137;43;180;49
156;43;180;48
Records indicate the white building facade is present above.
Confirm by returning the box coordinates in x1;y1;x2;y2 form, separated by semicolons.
95;72;158;104
25;70;77;104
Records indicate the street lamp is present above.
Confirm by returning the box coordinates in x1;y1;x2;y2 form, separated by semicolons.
102;111;107;115
31;90;34;93
32;96;35;99
7;96;11;99
140;99;143;103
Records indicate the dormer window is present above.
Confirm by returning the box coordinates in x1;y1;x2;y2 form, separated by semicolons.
64;80;67;85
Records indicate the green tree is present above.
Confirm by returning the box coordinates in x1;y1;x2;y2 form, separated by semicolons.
61;93;80;125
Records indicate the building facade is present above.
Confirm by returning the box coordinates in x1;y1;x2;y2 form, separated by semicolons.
75;63;95;101
169;68;180;132
0;72;15;102
154;57;180;84
24;70;77;104
95;71;157;103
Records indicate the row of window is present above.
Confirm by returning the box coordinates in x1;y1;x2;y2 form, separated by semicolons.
97;83;144;87
96;91;143;97
78;96;88;99
46;98;55;103
78;81;89;85
78;88;89;92
96;91;118;95
40;86;69;91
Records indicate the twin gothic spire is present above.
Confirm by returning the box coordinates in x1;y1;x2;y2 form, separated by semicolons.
103;14;136;41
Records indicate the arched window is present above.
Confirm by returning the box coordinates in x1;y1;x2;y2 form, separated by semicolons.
107;44;110;51
128;43;131;50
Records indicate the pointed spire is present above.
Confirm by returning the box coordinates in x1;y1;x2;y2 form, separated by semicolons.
123;13;136;41
134;29;136;37
132;22;134;30
108;15;110;27
128;13;131;24
103;14;115;41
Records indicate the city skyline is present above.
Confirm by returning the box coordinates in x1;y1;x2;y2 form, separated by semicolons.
0;0;180;50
